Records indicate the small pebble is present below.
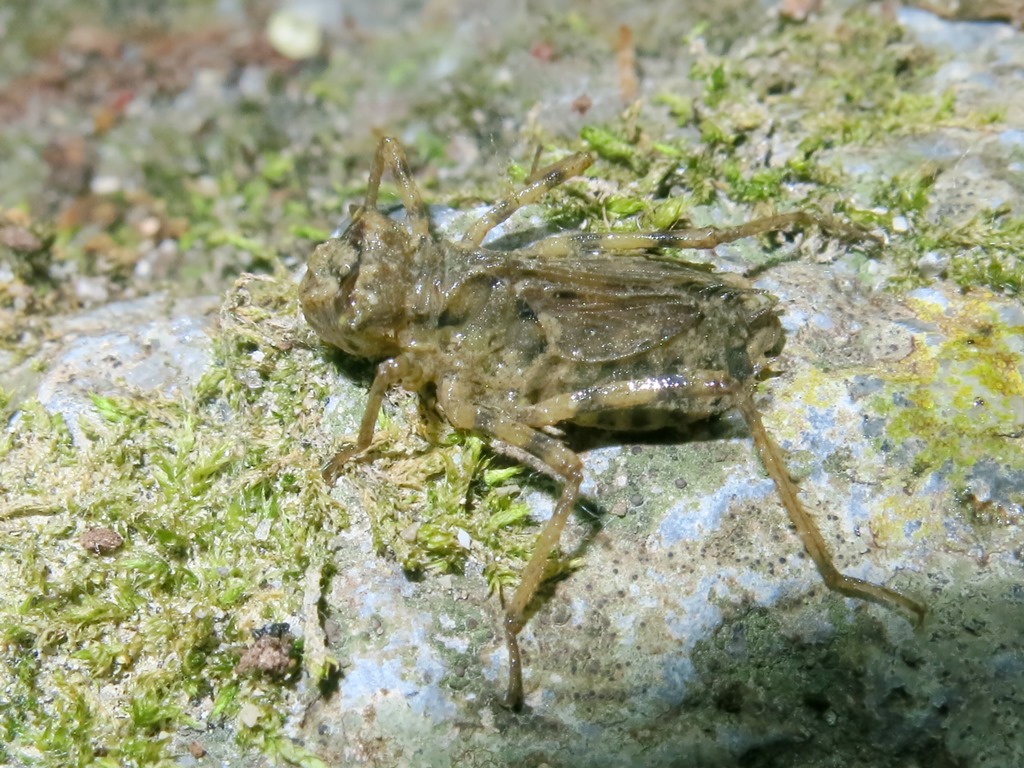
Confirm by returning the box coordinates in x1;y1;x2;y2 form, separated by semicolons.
238;702;261;728
266;8;323;60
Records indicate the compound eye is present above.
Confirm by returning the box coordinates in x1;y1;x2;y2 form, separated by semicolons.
325;240;362;307
310;239;358;277
338;266;359;306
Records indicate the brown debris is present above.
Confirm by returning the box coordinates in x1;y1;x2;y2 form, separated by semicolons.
65;25;123;59
907;0;1024;25
187;740;207;759
0;23;295;126
779;0;823;22
570;93;593;116
529;40;556;62
0;226;42;253
234;634;297;678
614;25;639;104
80;527;124;554
42;135;95;196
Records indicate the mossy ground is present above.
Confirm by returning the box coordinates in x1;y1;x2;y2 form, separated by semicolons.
1;272;345;766
1;1;1022;765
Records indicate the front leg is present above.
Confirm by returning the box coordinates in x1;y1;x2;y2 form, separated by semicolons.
321;355;422;484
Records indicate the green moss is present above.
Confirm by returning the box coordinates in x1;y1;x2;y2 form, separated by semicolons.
533;9;1023;298
0;254;558;762
581;125;649;174
764;12;951;145
653;93;694;124
5;2;1023;761
349;431;550;594
869;292;1024;534
889;206;1024;297
0;273;346;766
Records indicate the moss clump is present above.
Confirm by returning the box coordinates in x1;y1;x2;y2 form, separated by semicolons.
0;272;343;767
532;8;1021;297
868;290;1024;539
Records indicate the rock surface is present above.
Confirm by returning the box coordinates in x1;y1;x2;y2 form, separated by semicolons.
2;2;1022;767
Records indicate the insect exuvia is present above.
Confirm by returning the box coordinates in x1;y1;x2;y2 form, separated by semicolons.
299;136;926;710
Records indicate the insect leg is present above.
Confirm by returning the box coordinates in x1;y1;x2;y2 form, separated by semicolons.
444;401;584;710
321;355;422;484
526;375;925;624
364;136;431;239
735;393;926;624
516;211;879;257
461;152;593;248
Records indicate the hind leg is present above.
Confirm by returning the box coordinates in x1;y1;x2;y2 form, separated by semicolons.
735;392;925;624
525;374;926;623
